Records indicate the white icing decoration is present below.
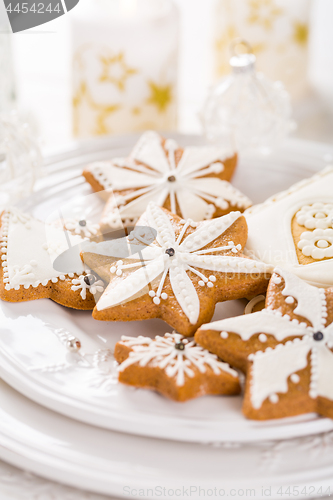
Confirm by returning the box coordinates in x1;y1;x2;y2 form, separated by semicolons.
1;207;85;290
118;332;238;386
71;275;104;300
58;218;100;239
296;203;333;230
298;228;333;260
87;131;250;226
245;166;333;287
96;203;271;324
202;268;333;409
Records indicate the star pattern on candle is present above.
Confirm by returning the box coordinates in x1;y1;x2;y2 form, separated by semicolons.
293;22;308;46
146;81;173;113
73;81;121;136
99;52;138;92
247;0;283;30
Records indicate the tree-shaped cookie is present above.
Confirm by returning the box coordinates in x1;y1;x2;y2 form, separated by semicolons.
0;208;104;309
82;202;271;335
83;131;251;230
115;332;240;401
195;268;333;420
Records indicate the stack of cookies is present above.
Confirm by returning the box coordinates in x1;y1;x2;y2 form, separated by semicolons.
1;131;333;422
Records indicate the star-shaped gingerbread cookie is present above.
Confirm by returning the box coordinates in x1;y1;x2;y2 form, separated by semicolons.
115;332;240;401
0;207;104;309
195;268;333;420
82;202;271;335
83;131;251;231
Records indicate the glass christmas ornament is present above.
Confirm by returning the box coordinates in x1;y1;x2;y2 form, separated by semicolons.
201;41;293;153
0;111;42;209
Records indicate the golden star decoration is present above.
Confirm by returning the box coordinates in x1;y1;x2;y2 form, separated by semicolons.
99;52;138;92
293;22;309;46
146;81;173;113
247;0;283;30
73;81;121;136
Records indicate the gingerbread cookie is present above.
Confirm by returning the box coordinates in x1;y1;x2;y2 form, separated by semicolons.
82;202;271;336
245;165;333;288
0;208;104;309
114;332;240;401
195;267;333;420
83;131;251;230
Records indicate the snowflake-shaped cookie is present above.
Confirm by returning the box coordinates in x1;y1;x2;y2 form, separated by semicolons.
195;267;333;420
114;332;240;401
82;202;271;336
83;131;251;229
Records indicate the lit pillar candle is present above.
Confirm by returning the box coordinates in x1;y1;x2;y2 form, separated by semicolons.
71;0;179;137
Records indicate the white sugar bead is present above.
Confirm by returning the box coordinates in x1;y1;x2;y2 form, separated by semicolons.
258;334;267;343
285;296;294;304
290;374;300;384
221;331;228;339
153;297;160;305
269;394;279;404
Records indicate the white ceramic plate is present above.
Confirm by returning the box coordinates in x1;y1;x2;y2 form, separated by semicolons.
1;377;333;499
1;134;333;444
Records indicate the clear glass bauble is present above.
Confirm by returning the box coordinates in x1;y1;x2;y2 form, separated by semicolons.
201;53;293;154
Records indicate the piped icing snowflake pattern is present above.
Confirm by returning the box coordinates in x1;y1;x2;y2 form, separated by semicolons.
71;274;104;300
117;332;238;387
199;268;333;416
61;218;100;239
96;203;270;326
85;131;251;226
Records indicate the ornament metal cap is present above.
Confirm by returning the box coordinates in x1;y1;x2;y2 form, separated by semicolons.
230;53;256;73
229;39;256;73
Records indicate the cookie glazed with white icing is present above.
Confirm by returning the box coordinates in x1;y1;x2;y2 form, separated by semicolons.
83;131;251;229
196;268;333;420
114;332;240;401
245;166;333;288
83;202;271;336
0;208;104;309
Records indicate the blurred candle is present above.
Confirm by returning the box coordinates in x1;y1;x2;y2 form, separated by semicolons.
71;0;179;137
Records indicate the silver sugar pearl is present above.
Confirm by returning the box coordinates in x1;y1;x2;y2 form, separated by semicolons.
66;337;81;352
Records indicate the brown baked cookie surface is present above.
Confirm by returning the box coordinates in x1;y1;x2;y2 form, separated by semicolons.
114;332;240;401
0;207;104;309
82;131;249;231
82;202;271;335
195;268;333;420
